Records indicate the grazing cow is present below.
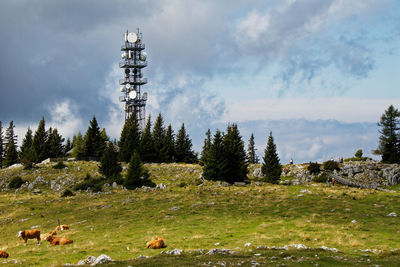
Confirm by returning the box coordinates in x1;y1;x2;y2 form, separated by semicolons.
0;250;9;258
18;229;41;245
146;236;166;249
44;235;73;245
55;224;69;231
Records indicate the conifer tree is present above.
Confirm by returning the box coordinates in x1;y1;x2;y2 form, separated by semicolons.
374;105;400;163
83;116;105;158
64;138;72;156
3;121;18;167
164;124;175;162
33;117;48;162
247;133;259;164
203;130;227;181
175;123;197;163
20;128;33;156
20;127;36;167
48;128;64;158
0;121;3;169
261;132;282;183
124;151;155;189
200;129;211;166
119;114;140;162
72;132;85;159
139;115;155;162
222;124;248;183
99;142;122;180
152;113;167;162
100;128;109;143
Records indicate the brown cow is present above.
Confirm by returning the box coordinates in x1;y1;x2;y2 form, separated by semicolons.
18;229;41;245
146;236;166;249
48;230;57;236
44;235;73;245
55;224;69;231
0;250;9;258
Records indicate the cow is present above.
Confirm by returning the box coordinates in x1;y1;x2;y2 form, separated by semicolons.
48;230;57;236
55;224;69;231
18;229;41;245
145;236;166;249
44;235;73;246
0;250;9;258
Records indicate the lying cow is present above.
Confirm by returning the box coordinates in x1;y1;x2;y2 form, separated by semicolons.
48;230;57;236
0;250;9;258
55;224;69;231
44;235;73;246
18;229;41;245
146;236;166;249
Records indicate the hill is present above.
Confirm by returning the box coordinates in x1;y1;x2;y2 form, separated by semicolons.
0;162;400;266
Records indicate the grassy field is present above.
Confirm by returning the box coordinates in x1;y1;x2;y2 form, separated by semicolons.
0;162;400;266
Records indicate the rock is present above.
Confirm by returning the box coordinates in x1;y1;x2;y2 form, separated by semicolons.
300;189;312;194
77;256;96;265
162;249;184;255
156;183;167;189
112;182;117;188
77;166;81;171
41;158;51;164
214;242;220;246
245;242;251;247
206;248;234;255
351;220;357;223
32;188;41;194
234;182;246;186
320;246;339;252
253;168;263;178
387;212;397;217
91;254;112;265
7;163;23;169
137;255;149;259
170;206;180;211
284;244;310;250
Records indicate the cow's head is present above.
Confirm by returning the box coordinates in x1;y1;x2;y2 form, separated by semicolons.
44;235;53;241
17;231;24;239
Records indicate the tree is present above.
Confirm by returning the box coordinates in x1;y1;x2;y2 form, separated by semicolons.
99;142;122;180
47;128;64;158
164;124;175;162
202;130;227;181
221;124;248;183
355;149;363;159
119;114;140;162
20;128;33;156
152;113;166;162
0;121;4;169
84;116;105;158
33;117;48;162
199;129;211;166
72;132;85;159
374;105;400;163
175;123;197;163
64;138;72;156
124;151;155;189
3;121;18;167
139;115;155;162
20;127;36;168
247;133;259;164
261;132;282;183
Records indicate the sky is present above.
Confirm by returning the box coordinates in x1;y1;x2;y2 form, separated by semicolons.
1;0;400;163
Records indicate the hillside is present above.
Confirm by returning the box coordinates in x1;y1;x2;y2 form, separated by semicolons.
0;162;400;266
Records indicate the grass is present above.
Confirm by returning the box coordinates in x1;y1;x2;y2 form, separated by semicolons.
0;162;399;266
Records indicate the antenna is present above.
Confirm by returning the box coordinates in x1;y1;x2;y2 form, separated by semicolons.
119;28;148;128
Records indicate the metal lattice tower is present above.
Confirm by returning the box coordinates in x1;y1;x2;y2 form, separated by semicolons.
119;28;148;128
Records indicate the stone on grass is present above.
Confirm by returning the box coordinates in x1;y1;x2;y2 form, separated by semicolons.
161;249;184;255
351;220;357;223
387;212;397;217
91;254;112;265
320;246;339;252
245;242;251;247
77;256;96;265
206;248;234;255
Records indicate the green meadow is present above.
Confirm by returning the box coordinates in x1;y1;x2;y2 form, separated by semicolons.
0;162;399;266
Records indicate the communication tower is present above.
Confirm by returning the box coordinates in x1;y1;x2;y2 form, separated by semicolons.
119;28;148;127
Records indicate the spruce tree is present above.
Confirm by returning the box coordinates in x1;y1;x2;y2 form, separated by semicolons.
175;123;197;163
20;127;36;167
200;129;211;166
20;128;33;156
164;124;175;162
72;132;85;159
139;115;155;162
48;128;64;158
99;142;122;180
261;132;282;183
203;130;227;181
83;116;105;158
124;151;155;189
3;121;18;167
33;117;48;162
152;113;167;162
0;121;3;169
64;138;72;156
119;114;140;162
374;105;400;163
247;133;259;164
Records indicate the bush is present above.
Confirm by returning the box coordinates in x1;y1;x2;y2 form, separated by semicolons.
74;175;104;192
61;189;74;197
9;176;25;189
307;162;321;174
53;161;67;169
322;160;340;171
312;173;328;183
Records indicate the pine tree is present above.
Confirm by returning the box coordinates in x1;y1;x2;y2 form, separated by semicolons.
100;128;109;143
124;151;155;189
222;124;248;183
48;128;64;158
99;142;122;180
20;128;33;156
152;113;167;162
139;115;155;162
33;117;48;162
374;105;400;163
247;133;259;164
199;129;211;166
261;132;282;183
64;138;72;156
203;130;227;181
3;121;18;167
119;114;140;162
164;124;175;163
20;127;36;167
72;132;85;159
175;123;197;163
0;121;3;169
83;116;105;158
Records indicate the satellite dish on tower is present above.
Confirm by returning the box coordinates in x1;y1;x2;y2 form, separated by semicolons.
140;51;147;61
129;90;137;99
127;32;137;43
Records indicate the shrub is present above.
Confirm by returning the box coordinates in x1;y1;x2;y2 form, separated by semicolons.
312;173;328;183
9;176;25;189
355;149;363;158
61;189;74;197
74;175;104;192
53;161;66;169
322;160;340;171
307;162;321;174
